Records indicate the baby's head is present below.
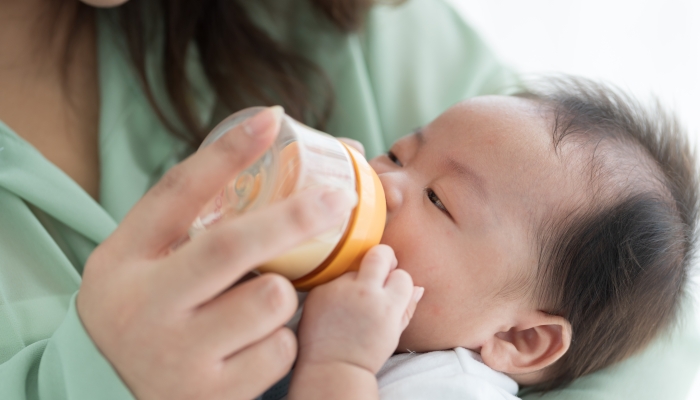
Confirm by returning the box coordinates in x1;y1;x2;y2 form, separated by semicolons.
368;77;698;390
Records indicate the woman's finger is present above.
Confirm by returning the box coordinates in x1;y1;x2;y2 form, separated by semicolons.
220;327;297;400
356;245;398;285
192;274;298;358
157;187;357;307
111;106;283;258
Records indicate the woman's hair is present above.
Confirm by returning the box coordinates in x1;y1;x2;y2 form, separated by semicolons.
59;0;377;146
519;77;699;391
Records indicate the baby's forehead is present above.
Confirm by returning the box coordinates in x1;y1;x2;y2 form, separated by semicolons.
447;95;550;123
430;96;556;152
427;96;565;172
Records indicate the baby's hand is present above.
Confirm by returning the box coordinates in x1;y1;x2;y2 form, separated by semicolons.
296;245;424;374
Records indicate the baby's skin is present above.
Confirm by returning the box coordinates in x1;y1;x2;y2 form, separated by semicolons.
289;96;581;399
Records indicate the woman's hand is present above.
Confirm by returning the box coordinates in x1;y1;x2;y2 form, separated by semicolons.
296;245;423;374
77;107;358;400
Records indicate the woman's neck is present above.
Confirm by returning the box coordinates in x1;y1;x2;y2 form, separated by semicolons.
0;0;75;66
0;0;102;200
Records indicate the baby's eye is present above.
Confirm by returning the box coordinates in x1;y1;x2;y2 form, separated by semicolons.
387;151;403;167
425;188;450;215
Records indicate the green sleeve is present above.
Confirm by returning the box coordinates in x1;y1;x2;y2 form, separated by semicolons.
0;294;134;400
0;175;133;400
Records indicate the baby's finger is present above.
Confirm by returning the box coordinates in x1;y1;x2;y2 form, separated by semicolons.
356;245;398;285
401;287;425;331
384;268;414;312
385;267;413;292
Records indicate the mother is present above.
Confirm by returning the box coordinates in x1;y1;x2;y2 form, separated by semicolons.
0;0;513;398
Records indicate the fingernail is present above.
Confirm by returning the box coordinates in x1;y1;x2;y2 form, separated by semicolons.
413;287;425;303
243;106;284;137
319;188;358;216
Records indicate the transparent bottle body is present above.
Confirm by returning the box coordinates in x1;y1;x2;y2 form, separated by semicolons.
190;107;356;280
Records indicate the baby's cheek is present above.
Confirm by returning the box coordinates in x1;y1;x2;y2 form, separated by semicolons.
428;303;444;317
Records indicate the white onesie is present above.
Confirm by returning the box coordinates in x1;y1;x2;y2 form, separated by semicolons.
378;347;520;399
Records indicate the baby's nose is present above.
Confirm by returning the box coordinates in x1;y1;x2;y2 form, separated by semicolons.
378;172;404;213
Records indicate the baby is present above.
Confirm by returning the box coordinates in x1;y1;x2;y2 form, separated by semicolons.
285;77;698;399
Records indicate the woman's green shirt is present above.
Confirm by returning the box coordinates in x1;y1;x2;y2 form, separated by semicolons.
0;1;696;399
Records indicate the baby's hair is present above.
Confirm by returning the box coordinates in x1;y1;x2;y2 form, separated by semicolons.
517;77;699;391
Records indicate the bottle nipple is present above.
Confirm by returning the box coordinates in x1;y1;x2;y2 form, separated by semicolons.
232;167;263;212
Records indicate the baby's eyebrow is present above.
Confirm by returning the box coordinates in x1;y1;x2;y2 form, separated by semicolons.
415;129;489;202
443;156;489;202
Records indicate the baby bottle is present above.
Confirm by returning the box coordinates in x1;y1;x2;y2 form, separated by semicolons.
190;107;386;291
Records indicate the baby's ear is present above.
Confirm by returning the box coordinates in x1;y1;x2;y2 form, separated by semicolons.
479;312;571;381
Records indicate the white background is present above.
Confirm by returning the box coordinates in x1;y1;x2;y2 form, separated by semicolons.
446;1;700;398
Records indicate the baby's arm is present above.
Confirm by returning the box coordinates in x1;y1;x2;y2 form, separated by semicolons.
288;245;423;400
